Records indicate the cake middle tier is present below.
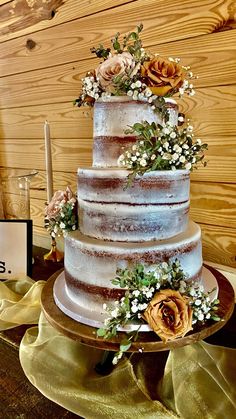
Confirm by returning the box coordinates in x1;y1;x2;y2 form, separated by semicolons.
78;168;190;241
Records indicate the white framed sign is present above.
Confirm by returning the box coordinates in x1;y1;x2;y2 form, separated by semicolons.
0;220;32;278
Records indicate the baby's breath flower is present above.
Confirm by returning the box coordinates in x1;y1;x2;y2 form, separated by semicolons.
197;312;204;321
139;158;147;167
111;308;119;317
131;305;139;313
172;153;179;161
112;356;118;365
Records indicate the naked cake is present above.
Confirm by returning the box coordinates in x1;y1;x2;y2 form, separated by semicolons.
52;25;218;348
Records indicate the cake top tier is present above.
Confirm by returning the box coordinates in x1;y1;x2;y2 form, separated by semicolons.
93;97;178;167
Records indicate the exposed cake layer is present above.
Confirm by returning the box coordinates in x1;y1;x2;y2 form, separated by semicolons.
78;169;190;204
78;169;190;241
64;221;202;311
78;198;189;241
93;97;178;167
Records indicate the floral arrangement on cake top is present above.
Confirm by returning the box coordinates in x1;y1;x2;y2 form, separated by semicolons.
97;260;220;364
45;186;78;238
118;119;208;184
74;24;196;117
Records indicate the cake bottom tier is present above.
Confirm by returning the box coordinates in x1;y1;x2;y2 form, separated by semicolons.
64;221;202;313
53;266;218;331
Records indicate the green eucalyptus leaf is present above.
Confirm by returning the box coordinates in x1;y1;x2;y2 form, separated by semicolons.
211;315;221;321
97;328;107;337
113;40;121;51
137;23;143;33
120;340;132;351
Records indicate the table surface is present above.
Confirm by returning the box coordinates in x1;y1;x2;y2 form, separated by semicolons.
0;247;236;418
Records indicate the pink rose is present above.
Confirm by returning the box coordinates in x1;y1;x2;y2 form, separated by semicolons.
45;186;76;219
96;52;135;92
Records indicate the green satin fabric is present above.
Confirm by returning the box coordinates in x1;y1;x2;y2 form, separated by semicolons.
0;277;235;418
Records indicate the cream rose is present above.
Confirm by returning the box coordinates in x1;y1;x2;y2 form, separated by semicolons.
143;289;192;342
141;57;185;96
95;52;135;92
45;186;76;219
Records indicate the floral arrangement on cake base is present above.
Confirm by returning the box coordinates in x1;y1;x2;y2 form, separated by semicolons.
97;260;220;364
117;119;208;185
74;24;196;120
45;186;78;238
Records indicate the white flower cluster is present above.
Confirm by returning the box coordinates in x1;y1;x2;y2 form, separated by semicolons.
168;56;196;97
118;122;205;173
80;73;102;102
178;279;219;324
127;80;158;104
45;200;77;238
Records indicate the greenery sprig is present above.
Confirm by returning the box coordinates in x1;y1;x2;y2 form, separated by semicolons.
91;24;145;63
118;120;208;186
97;260;220;364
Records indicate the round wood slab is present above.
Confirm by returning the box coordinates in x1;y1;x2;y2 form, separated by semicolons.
41;265;235;352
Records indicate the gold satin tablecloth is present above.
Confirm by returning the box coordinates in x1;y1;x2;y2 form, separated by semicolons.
0;277;236;418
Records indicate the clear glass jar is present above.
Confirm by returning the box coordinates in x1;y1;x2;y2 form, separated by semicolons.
0;168;38;219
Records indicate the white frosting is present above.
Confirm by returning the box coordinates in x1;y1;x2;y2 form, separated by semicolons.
78;168;190;204
93;97;178;137
92;98;178;167
78;198;189;241
65;221;202;290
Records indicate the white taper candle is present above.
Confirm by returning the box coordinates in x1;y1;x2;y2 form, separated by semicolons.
44;120;53;203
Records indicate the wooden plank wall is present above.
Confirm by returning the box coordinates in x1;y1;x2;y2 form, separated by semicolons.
0;0;236;270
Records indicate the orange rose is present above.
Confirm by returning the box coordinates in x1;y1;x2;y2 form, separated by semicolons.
141;57;185;96
143;289;192;342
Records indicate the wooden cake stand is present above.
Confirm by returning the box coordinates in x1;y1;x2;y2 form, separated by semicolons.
41;265;235;353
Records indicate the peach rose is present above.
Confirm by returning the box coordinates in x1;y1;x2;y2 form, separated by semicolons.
96;52;135;92
141;57;185;96
45;186;76;218
143;289;192;342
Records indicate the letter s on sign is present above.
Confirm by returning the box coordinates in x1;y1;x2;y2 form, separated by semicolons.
0;261;6;273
